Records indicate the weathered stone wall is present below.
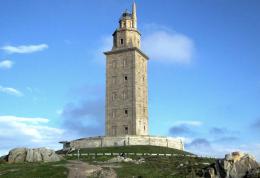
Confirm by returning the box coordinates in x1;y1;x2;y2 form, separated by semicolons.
105;50;136;136
134;51;148;136
105;47;148;136
68;136;184;151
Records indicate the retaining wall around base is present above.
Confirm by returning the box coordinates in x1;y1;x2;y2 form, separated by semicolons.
62;135;184;151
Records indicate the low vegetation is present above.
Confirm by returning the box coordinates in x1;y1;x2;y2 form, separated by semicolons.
0;146;215;178
68;145;192;155
0;161;68;178
115;156;215;178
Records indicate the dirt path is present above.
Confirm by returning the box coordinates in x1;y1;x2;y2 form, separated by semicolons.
66;160;117;178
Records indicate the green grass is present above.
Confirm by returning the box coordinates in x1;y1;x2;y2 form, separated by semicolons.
114;156;215;178
0;161;68;178
66;146;214;177
69;145;192;155
67;154;215;178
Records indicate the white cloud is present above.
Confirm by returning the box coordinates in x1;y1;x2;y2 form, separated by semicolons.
174;120;203;127
0;116;48;124
0;85;23;97
1;44;48;54
0;60;14;69
0;115;64;156
142;25;195;64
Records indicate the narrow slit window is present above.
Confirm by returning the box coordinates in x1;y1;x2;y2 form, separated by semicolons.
124;75;128;81
124;126;128;134
120;39;124;45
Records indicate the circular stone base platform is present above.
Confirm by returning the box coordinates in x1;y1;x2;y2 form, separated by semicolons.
60;135;184;151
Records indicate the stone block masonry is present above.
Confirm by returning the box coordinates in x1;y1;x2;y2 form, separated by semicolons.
62;135;184;151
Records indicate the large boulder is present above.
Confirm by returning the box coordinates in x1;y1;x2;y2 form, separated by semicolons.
195;152;259;178
218;152;259;178
7;148;27;163
7;147;62;163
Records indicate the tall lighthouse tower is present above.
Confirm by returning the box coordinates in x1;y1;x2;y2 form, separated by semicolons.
104;3;149;136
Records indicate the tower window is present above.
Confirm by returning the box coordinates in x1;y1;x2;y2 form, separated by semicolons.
124;75;128;81
124;126;128;134
120;39;124;45
124;109;128;115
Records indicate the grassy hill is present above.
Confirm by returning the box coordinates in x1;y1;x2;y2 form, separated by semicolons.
0;161;68;178
67;145;192;155
0;146;215;178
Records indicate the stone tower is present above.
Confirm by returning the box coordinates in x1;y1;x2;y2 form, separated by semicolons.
104;2;149;136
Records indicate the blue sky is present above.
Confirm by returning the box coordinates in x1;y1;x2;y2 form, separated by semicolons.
0;0;260;160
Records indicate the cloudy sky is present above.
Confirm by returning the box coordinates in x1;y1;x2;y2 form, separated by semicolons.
0;0;260;160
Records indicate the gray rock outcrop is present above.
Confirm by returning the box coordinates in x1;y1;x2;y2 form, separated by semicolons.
7;147;62;163
106;156;145;164
196;151;259;178
7;148;27;163
217;152;259;178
